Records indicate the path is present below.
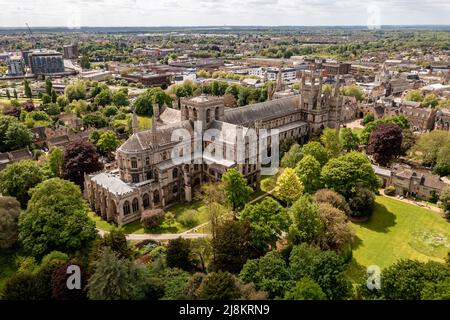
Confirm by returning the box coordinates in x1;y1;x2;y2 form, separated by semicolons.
96;228;208;241
383;193;443;214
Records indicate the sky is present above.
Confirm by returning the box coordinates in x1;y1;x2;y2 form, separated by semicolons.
0;0;450;28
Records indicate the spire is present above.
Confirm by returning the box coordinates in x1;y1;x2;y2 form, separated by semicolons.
132;111;139;134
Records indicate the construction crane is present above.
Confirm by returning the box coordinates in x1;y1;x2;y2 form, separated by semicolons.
25;23;38;49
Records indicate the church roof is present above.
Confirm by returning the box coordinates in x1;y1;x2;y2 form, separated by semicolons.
118;120;193;153
90;172;134;196
223;95;299;125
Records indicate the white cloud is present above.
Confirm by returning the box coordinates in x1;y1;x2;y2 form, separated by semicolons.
0;0;449;27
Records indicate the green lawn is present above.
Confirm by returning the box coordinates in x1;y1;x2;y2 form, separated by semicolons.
347;195;450;282
113;115;152;131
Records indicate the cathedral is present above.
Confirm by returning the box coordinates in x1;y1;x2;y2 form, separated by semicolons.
84;72;347;225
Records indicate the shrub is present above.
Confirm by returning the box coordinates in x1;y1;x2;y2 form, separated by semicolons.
177;210;199;228
141;209;166;228
313;189;351;216
348;187;376;218
384;186;396;196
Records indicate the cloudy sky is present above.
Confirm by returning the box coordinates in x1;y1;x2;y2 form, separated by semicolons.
0;0;449;28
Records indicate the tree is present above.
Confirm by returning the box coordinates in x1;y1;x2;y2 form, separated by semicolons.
112;90;129;107
52;261;88;300
313;189;351;216
56;95;69;110
284;277;326;300
51;89;58;104
240;251;292;299
221;168;253;212
281;143;303;168
321;152;380;198
19;178;97;257
434;143;450;177
166;238;195;271
94;89;112;107
288;195;323;246
0;115;33;152
45;77;53;96
0;196;20;249
83;112;108;129
46;147;64;177
133;92;153;116
6;89;10;100
405;89;423;102
421;93;439;108
24;79;32;99
0;160;45;207
411;130;450;173
275;168;304;206
80;55;91;69
63;140;103;187
87;247;148;300
95;130;120;155
440;187;450;220
320;128;341;158
64;81;87;102
381;260;450;300
316;203;354;251
153;268;191;300
1;272;40;300
295;155;322;193
289;244;352;300
348;187;375;218
211;220;257;274
341;85;365;102
362;113;375;125
90;228;132;263
197;272;241;300
368;123;403;166
240;197;289;253
302;141;329;166
340;128;360;152
421;278;450;300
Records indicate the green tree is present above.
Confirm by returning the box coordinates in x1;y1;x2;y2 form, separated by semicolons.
19;178;97;257
284;277;326;300
64;81;87;102
410;130;450;171
275;168;304;206
45;77;53;96
221;168;253;212
347;187;375;218
302;141;329;166
240;197;289;253
133;92;153;116
166;238;195;271
0;196;21;249
87;247;148;300
281;143;303;168
295;155;322;193
56;95;69;110
341;85;365;102
316;203;354;251
0;115;33;152
24;79;32;99
95;130;120;155
439;187;450;220
313;189;351;216
0;160;45;207
240;250;292;299
320;128;341;158
80;55;91;69
340;128;360;152
211;220;256;274
421;93;439;108
112;90;129;107
288;195;323;246
362;113;375;125
197;271;241;300
421;278;450;300
153;268;191;300
405;89;423;102
321;152;380;198
46;147;64;177
94;89;112;107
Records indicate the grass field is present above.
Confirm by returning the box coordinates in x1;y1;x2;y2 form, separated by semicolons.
347;195;450;282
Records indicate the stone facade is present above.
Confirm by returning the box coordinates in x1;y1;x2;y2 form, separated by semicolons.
84;73;345;225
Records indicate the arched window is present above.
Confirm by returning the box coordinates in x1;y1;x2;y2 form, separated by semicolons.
143;193;150;209
153;190;160;204
145;157;150;166
172;168;178;179
123;201;131;215
132;198;139;213
215;107;220;119
206;109;211;122
193;108;198;121
131;158;138;169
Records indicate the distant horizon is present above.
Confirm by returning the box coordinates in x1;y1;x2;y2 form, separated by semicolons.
1;0;450;28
